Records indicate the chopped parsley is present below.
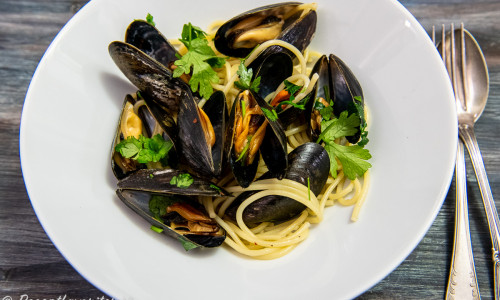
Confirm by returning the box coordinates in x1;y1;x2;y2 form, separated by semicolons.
146;13;155;26
352;96;369;147
261;107;278;121
234;61;261;93
173;23;226;99
209;183;222;193
317;111;372;180
149;195;178;220
275;80;308;112
170;173;194;188
150;225;163;233
115;134;173;165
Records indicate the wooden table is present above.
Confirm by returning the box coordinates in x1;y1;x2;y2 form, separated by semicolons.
1;0;499;298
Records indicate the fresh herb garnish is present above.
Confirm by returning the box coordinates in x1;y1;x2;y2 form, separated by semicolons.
173;23;226;99
146;13;155;26
209;183;222;193
170;173;194;188
150;225;163;233
235;136;252;163
307;177;311;202
149;195;178;219
352;96;369;147
115;134;173;165
234;60;261;93
317;111;372;179
180;238;199;251
261;107;278;121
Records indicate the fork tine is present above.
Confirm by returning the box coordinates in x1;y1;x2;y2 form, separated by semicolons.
432;25;436;45
460;23;468;109
441;24;446;63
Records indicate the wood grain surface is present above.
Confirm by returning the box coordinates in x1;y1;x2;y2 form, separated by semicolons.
1;0;499;299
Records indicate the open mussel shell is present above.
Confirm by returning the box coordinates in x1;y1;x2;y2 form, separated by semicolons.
309;54;365;143
117;169;229;197
214;2;317;58
177;91;227;179
227;90;288;187
111;93;165;179
253;52;293;99
116;189;225;249
125;20;179;69
109;41;189;114
226;142;329;225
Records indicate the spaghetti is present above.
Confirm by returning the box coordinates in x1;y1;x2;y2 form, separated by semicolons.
169;23;371;259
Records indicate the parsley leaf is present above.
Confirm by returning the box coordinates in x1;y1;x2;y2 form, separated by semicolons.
149;195;178;219
261;107;278;122
173;23;226;99
170;173;194;188
324;143;372;179
234;61;261;93
146;13;155;26
317;111;360;144
115;134;173;165
352;96;369;147
317;111;372;179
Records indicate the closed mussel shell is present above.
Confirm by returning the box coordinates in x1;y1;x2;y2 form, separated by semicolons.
125;20;179;69
226;142;329;224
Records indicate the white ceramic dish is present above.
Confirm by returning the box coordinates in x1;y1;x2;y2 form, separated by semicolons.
20;0;457;299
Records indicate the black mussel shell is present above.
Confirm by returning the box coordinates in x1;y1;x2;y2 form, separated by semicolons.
125;20;179;69
308;54;365;144
109;41;189;114
177;91;227;179
253;52;293;100
227;90;287;187
329;54;364;144
214;2;316;58
225;93;260;188
117;169;229;197
226;142;329;224
253;90;288;179
116;189;225;249
111;93;171;179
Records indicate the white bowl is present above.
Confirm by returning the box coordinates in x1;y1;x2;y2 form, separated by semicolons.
20;0;457;299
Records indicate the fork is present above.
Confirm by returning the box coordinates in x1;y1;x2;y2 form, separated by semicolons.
433;24;480;300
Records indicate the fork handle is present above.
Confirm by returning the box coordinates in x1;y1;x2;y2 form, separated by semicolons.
460;124;500;300
446;140;480;299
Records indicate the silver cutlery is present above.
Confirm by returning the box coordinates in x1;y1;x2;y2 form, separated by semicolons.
436;23;500;299
434;23;481;300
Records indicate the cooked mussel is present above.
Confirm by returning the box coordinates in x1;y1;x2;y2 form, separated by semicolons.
309;54;365;144
111;93;175;179
214;2;317;58
226;89;287;187
125;20;179;69
177;91;227;179
116;189;225;249
251;50;315;128
117;168;229;197
226;142;329;224
109;41;188;114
